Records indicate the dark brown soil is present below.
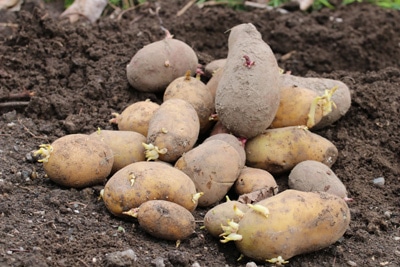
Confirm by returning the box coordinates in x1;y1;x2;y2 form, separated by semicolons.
0;1;399;266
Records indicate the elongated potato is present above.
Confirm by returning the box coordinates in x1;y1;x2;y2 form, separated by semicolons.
245;126;338;174
175;140;243;207
89;130;146;173
281;74;351;129
133;200;195;241
204;199;249;238
145;98;200;163
270;86;324;129
126;36;198;93
102;161;200;217
163;71;214;133
110;99;160;136
234;166;278;196
228;190;350;262
288;160;349;199
33;134;113;188
215;23;281;138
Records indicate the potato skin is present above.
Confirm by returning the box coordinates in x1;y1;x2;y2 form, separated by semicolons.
204;200;249;238
42;134;113;188
281;74;351;129
146;98;200;162
215;23;281;138
270;86;323;129
126;38;198;93
163;75;214;133
114;100;160;136
89;130;146;173
288;160;348;198
103;161;198;217
235;190;351;261
175;140;243;207
234;166;278;196
136;200;195;241
245;126;338;174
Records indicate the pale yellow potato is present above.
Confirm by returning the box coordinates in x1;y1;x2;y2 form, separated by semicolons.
233;190;350;261
204;133;246;168
102;161;199;218
89;130;146;173
234;166;278;196
245;126;338;174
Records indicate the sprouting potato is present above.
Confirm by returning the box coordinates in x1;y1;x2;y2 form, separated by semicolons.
110;99;160;137
163;71;214;133
144;98;200;163
245;126;338;175
125;200;196;241
204;58;226;77
89;129;146;173
175;139;243;207
220;190;351;263
102;161;201;218
33;134;113;188
288;160;349;199
126;32;198;93
203;199;249;238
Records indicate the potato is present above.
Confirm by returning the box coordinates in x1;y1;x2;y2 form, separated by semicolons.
281;74;351;129
225;190;350;262
245;126;338;175
204;199;249;238
206;67;223;105
163;71;214;133
33;134;113;188
126;36;198;93
204;133;246;168
144;98;200;163
133;200;195;241
110;99;160;136
215;23;281;139
288;160;349;199
204;58;226;77
89;130;146;173
234;167;278;196
175;140;243;207
270;86;325;129
102;161;200;217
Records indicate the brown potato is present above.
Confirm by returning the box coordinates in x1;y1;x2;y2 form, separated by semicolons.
206;67;223;105
215;23;281;138
245;126;338;174
163;72;214;133
288;160;349;198
145;98;200;163
234;166;278;196
204;58;226;77
229;190;351;262
126;36;198;93
133;200;195;241
175;140;243;207
111;99;160;137
34;134;113;188
281;74;351;129
204;199;249;238
102;161;200;217
89;130;146;173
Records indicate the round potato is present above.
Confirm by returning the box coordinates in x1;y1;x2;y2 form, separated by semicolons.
111;100;160;137
102;161;200;217
175;140;243;207
126;36;198;93
145;98;200;163
245;126;338;175
89;130;146;173
34;134;113;188
288;160;349;198
204;133;246;168
234;167;278;196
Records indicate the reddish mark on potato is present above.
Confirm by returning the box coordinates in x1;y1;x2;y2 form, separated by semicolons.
238;137;247;147
243;55;255;68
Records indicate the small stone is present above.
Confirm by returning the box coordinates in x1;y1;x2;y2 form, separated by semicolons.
105;249;137;267
372;177;385;187
151;257;165;267
246;262;258;267
347;260;357;266
191;262;201;267
384;211;392;219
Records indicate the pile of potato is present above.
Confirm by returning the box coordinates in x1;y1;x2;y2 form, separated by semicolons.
33;23;353;264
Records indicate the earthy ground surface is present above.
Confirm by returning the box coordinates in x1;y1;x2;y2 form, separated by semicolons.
0;0;399;266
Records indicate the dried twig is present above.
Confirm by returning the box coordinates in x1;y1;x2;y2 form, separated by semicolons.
0;101;29;109
177;0;196;16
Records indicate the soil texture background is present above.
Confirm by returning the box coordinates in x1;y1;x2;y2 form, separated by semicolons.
0;0;399;266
